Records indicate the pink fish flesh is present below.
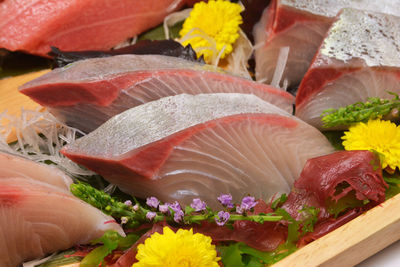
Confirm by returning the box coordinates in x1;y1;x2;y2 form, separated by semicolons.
0;152;72;191
0;152;123;266
61;93;334;208
0;0;192;56
295;9;400;129
253;0;400;87
20;54;295;133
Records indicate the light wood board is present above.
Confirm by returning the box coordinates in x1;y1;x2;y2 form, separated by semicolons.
0;70;48;142
2;71;400;267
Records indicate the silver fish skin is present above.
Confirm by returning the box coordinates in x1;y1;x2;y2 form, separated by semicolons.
253;0;400;87
62;93;334;208
296;8;400;129
19;54;294;133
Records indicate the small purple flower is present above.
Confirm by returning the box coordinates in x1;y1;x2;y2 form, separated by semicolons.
124;200;132;206
146;211;157;221
215;211;230;226
217;194;234;208
133;204;139;211
236;196;257;214
166;201;184;222
168;201;182;213
159;204;170;214
174;209;185;223
240;196;257;211
191;198;207;212
146;197;160;209
236;205;244;214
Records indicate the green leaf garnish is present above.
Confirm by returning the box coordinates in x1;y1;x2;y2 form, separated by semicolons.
321;92;400;128
80;231;140;267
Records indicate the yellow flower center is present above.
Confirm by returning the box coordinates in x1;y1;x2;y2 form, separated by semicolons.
342;119;400;170
133;227;220;267
179;0;243;64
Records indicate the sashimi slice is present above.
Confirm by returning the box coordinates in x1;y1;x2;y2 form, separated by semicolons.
0;0;193;56
61;93;334;208
253;0;400;87
295;9;400;129
0;152;72;191
19;54;294;133
0;178;123;267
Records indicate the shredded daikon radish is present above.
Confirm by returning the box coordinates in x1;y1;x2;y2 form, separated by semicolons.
0;109;94;177
224;30;253;79
180;27;220;64
113;36;137;49
163;8;192;39
22;253;56;267
166;0;184;13
252;42;265;51
271;46;290;89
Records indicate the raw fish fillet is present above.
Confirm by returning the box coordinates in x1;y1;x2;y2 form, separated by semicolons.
0;178;123;267
20;54;295;133
296;9;400;129
61;93;333;208
0;0;191;56
0;152;72;191
253;0;400;87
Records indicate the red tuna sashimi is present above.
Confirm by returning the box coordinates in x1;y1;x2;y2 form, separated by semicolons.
0;178;123;267
0;152;72;191
20;54;294;133
0;0;192;56
295;9;400;129
253;0;400;87
61;93;333;208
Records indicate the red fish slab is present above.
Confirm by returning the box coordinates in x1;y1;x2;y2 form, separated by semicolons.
295;9;400;129
20;54;294;133
253;0;400;87
0;0;193;56
61;93;333;208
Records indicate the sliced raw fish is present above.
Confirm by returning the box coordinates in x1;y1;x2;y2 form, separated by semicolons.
61;93;334;208
253;0;400;87
0;178;123;267
0;0;192;56
0;152;72;191
295;9;400;129
20;54;294;133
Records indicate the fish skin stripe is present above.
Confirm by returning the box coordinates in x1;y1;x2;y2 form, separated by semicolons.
62;113;298;180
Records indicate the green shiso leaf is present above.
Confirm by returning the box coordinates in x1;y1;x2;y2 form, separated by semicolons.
219;243;246;267
80;231;140;267
138;21;184;41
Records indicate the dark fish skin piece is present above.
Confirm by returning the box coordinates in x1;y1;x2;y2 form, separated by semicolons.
50;40;204;68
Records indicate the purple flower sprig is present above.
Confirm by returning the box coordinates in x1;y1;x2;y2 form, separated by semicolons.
136;195;283;227
71;183;283;229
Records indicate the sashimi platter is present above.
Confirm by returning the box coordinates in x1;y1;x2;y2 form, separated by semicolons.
1;0;400;266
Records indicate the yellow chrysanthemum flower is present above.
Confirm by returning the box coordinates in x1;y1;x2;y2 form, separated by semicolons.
179;0;243;63
342;119;400;170
133;227;220;267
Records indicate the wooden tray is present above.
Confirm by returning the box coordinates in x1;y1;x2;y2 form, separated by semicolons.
2;72;400;267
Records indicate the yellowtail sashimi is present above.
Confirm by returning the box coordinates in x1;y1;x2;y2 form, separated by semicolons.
62;93;334;208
